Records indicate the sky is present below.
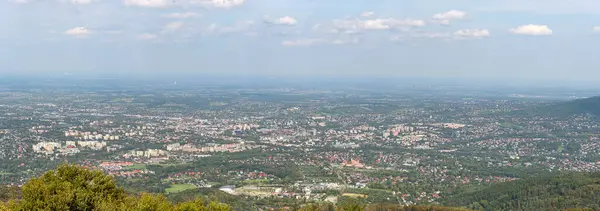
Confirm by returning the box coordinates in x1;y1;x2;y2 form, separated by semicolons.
1;0;600;82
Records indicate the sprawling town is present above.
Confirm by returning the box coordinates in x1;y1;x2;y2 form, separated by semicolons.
1;78;600;209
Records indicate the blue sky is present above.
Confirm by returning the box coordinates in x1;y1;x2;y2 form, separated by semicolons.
1;0;599;82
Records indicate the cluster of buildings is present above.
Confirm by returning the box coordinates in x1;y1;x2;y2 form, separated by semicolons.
32;140;106;154
165;143;254;153
64;131;121;141
124;149;167;158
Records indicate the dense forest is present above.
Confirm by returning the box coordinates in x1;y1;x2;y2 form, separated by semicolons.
445;172;600;211
521;96;600;120
1;164;599;211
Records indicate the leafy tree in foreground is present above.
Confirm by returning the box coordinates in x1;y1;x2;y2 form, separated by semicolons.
19;164;127;211
7;164;235;211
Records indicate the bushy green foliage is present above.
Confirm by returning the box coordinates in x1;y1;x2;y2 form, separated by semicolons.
294;203;472;211
371;205;473;211
0;186;20;202
4;164;233;211
18;164;127;211
167;188;255;209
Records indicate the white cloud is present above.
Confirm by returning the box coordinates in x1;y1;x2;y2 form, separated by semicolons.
194;0;244;8
124;0;244;8
361;11;374;17
137;33;158;40
392;32;450;41
593;26;600;33
509;24;553;35
163;12;201;19
392;33;434;42
205;0;244;8
393;29;490;41
124;0;170;7
277;16;297;25
163;22;185;32
433;10;467;20
453;29;490;38
64;27;90;37
71;0;93;4
332;38;359;45
281;39;323;47
324;18;425;33
361;19;391;30
312;24;340;34
9;0;32;3
264;16;297;25
432;10;467;25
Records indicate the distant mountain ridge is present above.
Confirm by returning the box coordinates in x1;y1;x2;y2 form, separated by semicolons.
556;96;600;116
532;96;600;118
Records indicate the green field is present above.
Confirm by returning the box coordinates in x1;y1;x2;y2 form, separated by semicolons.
342;193;368;198
156;163;190;167
125;164;147;170
166;184;197;194
244;179;268;185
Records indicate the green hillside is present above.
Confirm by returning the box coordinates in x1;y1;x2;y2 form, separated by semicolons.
445;172;600;211
541;96;600;118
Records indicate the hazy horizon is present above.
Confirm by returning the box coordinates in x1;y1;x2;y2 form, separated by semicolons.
3;74;600;92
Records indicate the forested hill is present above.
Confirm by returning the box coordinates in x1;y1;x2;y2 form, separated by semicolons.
445;172;600;211
540;96;600;118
